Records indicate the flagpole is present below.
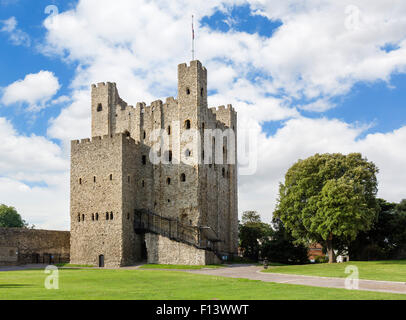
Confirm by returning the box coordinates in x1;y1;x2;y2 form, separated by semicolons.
192;15;195;61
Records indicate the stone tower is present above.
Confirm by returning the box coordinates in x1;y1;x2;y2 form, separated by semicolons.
70;60;238;267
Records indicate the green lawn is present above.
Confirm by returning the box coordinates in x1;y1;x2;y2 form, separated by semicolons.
0;268;405;300
263;260;406;282
139;264;223;270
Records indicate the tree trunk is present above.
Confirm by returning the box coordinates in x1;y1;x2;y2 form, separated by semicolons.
326;233;336;263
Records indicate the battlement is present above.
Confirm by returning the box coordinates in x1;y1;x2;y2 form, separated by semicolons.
71;132;137;148
178;60;207;73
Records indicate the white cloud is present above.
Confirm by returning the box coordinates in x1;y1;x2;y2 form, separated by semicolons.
1;71;61;111
0;16;30;46
0;118;69;229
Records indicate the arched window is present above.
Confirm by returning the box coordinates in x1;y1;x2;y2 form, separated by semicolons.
106;212;109;220
97;103;102;112
185;120;191;130
167;177;171;185
180;173;186;182
185;149;191;157
186;88;190;95
110;212;113;220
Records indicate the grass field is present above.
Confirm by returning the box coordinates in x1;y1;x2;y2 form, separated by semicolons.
0;268;405;300
263;260;406;282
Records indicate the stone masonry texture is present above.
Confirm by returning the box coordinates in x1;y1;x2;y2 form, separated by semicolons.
0;228;70;266
70;60;238;267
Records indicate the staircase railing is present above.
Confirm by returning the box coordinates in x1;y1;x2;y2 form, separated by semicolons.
133;209;219;251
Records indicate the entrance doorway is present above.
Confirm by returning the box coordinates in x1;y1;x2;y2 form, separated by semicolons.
98;254;105;267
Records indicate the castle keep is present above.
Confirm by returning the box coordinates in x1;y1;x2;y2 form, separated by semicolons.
70;60;238;267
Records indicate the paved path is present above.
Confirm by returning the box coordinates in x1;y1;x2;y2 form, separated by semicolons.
188;265;406;295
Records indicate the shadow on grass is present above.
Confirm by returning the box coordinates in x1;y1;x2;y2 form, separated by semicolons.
0;284;36;288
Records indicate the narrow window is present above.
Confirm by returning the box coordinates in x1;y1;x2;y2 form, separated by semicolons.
110;174;113;181
142;180;145;187
97;103;102;112
96;213;99;221
128;175;131;183
79;178;82;185
222;168;225;178
185;120;191;130
78;214;80;222
167;199;171;203
186;88;190;95
106;212;109;220
82;214;85;221
110;212;113;220
202;123;205;130
167;177;171;185
92;213;95;221
185;149;191;157
143;131;146;140
127;213;130;220
180;173;186;182
142;155;147;165
200;88;204;97
94;176;96;183
167;126;171;135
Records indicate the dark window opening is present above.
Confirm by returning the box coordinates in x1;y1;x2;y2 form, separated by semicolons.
106;212;109;220
180;173;186;182
124;130;130;137
94;176;96;183
127;213;130;220
82;214;85;221
77;214;80;222
185;149;191;157
185;120;191;130
200;88;204;97
167;126;171;135
142;180;145;187
167;199;171;203
186;88;190;95
97;103;102;112
92;213;95;221
142;155;147;165
143;131;146;139
96;213;99;221
110;174;113;180
79;178;82;185
167;177;171;185
110;212;113;220
128;176;131;183
222;168;225;178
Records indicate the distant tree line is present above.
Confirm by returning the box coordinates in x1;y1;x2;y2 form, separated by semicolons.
0;204;29;228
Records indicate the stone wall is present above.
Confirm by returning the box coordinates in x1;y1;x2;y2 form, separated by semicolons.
0;228;70;266
145;233;221;265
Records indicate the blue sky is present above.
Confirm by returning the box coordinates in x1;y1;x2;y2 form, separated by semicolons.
1;0;406;229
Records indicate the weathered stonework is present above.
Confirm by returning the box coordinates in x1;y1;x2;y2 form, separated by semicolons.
70;60;238;267
0;228;70;266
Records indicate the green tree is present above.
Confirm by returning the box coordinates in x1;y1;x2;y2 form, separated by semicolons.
0;204;28;228
261;218;309;264
239;211;272;261
274;153;379;263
